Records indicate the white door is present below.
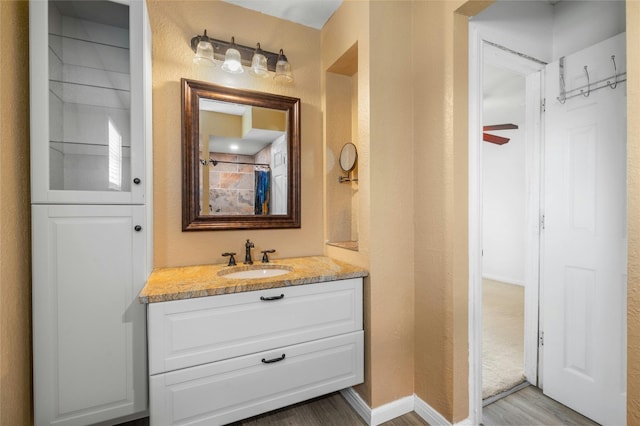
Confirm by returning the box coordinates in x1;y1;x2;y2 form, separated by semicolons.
32;204;148;425
271;135;287;214
542;33;626;425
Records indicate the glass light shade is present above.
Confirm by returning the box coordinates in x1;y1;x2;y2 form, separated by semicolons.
274;49;293;83
193;40;215;66
250;44;269;78
222;46;243;74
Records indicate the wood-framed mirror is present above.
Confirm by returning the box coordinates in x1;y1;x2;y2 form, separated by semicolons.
182;79;301;230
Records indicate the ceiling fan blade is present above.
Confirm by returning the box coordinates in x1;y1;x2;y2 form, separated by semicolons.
483;123;519;131
483;133;510;145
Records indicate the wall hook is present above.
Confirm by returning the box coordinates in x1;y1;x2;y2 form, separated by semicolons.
556;56;566;104
607;55;618;89
557;74;566;104
580;65;590;97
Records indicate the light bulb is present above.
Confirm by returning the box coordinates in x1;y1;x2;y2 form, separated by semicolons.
222;37;243;74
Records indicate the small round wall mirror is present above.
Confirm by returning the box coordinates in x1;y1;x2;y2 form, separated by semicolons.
339;143;358;172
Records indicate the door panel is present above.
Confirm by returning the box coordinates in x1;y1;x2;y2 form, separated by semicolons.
542;32;626;425
271;135;287;215
32;204;148;425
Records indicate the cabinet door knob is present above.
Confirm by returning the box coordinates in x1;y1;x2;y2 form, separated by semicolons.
133;178;141;184
134;225;142;232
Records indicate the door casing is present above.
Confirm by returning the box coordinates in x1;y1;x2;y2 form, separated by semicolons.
468;26;545;424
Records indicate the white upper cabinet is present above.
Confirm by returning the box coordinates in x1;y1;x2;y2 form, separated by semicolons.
30;0;151;204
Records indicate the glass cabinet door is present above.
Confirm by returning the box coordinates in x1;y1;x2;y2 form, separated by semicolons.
31;0;147;204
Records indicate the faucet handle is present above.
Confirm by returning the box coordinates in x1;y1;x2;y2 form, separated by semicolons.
222;252;237;266
261;249;276;263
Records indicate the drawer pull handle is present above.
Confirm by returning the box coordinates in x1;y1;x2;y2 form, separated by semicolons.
262;354;286;364
260;294;284;301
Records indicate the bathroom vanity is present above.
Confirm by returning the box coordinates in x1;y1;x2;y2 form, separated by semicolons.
139;256;367;425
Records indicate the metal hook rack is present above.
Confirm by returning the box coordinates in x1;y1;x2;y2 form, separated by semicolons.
557;53;626;104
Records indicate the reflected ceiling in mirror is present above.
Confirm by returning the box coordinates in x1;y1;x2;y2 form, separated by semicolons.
182;79;300;231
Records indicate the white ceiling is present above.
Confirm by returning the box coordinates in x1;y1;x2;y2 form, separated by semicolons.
221;0;343;30
200;99;285;156
483;64;525;111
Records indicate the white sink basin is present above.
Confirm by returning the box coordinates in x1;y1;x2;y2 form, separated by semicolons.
218;266;292;279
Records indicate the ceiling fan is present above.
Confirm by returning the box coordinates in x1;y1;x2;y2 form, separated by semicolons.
483;123;519;145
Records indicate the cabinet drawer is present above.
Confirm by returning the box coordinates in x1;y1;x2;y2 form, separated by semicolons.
149;331;363;426
148;278;362;374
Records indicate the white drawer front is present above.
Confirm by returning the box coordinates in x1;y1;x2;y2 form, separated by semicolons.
149;331;364;426
148;278;363;374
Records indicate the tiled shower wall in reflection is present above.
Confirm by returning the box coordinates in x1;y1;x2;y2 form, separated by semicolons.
207;147;270;215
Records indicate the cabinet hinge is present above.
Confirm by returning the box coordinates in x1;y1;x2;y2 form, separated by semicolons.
539;331;544;346
540;214;545;230
541;98;546;113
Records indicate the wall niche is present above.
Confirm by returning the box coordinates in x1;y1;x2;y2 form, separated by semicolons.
326;43;359;251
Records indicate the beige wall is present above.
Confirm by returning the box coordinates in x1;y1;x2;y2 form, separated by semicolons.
147;0;323;267
412;1;480;420
627;2;640;424
322;0;416;408
0;0;32;424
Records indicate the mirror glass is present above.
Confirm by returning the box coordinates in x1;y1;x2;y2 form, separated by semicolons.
339;143;358;172
182;79;300;230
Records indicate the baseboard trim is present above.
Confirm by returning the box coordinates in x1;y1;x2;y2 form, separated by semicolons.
340;388;372;424
414;395;452;425
371;395;414;425
341;388;455;426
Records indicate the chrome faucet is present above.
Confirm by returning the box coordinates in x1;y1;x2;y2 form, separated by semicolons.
244;239;254;264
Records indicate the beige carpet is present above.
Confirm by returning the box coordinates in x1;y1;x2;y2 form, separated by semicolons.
482;279;526;399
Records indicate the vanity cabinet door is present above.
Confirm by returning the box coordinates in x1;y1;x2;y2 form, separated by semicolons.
148;278;363;374
29;0;152;204
150;331;364;426
32;204;148;426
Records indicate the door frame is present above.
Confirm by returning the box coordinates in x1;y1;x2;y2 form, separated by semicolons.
468;26;546;424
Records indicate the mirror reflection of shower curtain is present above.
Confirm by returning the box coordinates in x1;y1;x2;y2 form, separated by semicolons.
255;169;271;215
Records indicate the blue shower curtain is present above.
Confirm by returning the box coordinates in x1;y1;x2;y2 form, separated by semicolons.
254;170;271;215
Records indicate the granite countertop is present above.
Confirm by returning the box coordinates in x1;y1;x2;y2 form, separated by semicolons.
138;256;368;304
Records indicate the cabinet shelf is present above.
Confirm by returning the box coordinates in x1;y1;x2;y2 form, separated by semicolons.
50;79;130;94
49;81;130;110
50;140;131;157
49;33;129;51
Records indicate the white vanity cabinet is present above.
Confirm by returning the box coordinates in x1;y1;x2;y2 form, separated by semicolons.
30;0;153;425
148;278;364;426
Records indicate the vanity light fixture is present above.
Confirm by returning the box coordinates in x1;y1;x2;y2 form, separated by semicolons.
250;43;269;78
274;49;293;83
221;37;243;74
189;30;292;82
192;30;215;66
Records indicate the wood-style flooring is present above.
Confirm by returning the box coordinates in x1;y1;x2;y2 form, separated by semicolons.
483;385;600;426
118;392;427;426
229;392;427;426
121;386;599;426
